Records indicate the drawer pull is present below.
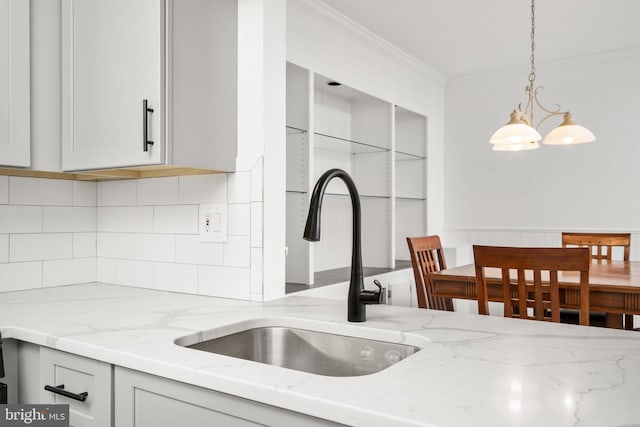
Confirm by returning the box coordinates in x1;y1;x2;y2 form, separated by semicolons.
44;384;88;402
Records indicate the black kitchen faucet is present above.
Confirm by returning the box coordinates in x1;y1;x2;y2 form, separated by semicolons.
303;169;382;322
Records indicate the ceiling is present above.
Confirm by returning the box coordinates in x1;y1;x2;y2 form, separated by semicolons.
321;0;640;77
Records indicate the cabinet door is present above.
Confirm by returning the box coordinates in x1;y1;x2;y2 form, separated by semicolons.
115;367;344;427
40;347;113;427
17;341;40;405
61;0;164;171
0;0;30;167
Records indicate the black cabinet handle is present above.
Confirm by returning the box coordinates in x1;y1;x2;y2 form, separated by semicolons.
44;384;88;402
0;331;5;378
143;99;154;152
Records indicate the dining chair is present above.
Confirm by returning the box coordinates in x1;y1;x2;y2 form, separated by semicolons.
562;232;634;329
561;232;631;262
406;235;454;311
473;245;590;325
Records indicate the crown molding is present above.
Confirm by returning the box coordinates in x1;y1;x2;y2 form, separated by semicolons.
287;0;447;86
450;47;640;81
543;46;640;70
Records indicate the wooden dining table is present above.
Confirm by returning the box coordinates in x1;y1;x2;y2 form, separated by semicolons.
427;260;640;328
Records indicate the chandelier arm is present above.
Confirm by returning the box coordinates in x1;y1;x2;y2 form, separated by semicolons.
535;111;567;130
531;87;564;115
529;86;568;129
517;85;535;115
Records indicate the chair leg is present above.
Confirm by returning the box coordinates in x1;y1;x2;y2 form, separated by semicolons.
605;313;624;329
625;314;634;330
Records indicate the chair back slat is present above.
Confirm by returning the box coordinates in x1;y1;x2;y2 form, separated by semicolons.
473;245;590;325
407;235;453;311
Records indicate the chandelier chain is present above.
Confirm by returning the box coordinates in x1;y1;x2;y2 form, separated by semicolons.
528;0;536;83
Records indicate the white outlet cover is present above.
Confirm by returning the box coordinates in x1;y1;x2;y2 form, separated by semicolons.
199;203;228;243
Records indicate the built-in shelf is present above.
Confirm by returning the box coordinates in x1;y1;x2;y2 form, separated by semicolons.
314;132;389;155
395;150;426;161
286;125;307;135
324;192;390;200
395;196;426;201
288;190;401;200
285;62;426;288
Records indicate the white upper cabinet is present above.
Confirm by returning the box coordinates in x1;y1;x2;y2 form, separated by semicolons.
62;0;165;170
61;0;163;170
0;0;30;167
61;0;242;172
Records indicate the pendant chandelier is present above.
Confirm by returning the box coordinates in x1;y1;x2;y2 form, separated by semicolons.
489;0;595;151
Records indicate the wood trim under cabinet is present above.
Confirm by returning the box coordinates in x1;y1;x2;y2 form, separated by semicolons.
0;166;223;181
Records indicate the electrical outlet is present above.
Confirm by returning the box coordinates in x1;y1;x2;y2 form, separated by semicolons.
199;203;227;242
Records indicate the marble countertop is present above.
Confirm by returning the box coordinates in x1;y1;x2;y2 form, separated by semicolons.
1;284;639;427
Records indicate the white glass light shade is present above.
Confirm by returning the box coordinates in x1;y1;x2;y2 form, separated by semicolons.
489;124;542;146
492;140;540;151
543;124;595;145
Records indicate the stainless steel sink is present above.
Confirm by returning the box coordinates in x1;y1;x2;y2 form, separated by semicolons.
176;322;424;377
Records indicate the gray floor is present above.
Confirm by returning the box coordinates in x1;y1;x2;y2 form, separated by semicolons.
286;260;412;294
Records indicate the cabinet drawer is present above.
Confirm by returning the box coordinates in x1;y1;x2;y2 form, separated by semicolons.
40;347;112;427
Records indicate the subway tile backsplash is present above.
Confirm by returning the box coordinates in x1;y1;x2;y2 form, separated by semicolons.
0;261;43;292
97;166;263;298
0;234;8;262
9;233;73;262
0;176;8;203
9;177;73;205
152;205;199;234
44;206;97;232
0;176;95;293
0;161;264;300
0;205;43;233
43;258;95;288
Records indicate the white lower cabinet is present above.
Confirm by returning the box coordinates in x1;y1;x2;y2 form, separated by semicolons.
17;341;41;405
114;367;344;427
18;345;344;426
40;347;113;427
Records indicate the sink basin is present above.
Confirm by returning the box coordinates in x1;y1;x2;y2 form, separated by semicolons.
175;319;425;377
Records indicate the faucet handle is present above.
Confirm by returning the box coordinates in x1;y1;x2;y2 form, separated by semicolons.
373;279;382;293
360;280;383;305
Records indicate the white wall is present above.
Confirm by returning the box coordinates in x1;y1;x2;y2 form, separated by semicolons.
444;49;640;248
